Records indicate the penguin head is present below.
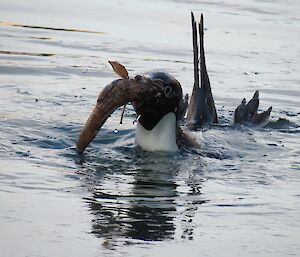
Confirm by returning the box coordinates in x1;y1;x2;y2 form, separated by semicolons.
132;72;183;130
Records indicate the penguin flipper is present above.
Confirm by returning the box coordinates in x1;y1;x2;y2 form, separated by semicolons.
187;13;218;129
234;90;272;127
186;12;200;126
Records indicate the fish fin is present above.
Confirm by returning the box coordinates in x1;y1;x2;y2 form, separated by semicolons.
108;61;129;79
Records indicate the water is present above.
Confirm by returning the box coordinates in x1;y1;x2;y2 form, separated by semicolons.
0;0;299;256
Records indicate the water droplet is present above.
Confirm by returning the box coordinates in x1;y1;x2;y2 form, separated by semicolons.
114;129;119;134
133;115;141;125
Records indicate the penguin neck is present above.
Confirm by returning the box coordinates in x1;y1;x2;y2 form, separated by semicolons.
135;112;178;152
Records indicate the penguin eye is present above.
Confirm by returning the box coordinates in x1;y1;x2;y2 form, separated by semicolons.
164;86;173;98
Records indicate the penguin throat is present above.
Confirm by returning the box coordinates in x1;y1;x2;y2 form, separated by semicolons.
137;111;172;130
135;112;178;152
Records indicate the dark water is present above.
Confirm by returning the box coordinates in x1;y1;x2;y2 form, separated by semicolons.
0;0;299;256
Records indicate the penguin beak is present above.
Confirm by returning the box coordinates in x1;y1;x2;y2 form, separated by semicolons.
76;75;163;153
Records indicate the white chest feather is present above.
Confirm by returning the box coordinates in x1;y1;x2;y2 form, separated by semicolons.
135;112;178;152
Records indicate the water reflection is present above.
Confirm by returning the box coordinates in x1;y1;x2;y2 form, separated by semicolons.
126;167;177;241
78;148;203;242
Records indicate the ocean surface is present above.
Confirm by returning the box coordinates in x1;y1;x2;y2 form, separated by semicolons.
0;0;299;256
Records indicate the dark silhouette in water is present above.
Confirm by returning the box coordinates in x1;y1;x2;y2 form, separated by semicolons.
234;90;272;127
186;13;271;129
186;13;218;128
81;151;204;242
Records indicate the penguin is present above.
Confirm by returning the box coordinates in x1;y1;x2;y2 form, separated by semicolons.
76;12;272;154
133;72;183;152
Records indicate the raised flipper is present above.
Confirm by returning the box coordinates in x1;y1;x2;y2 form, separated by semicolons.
186;12;200;125
245;90;259;122
234;90;272;127
187;13;218;129
234;98;247;123
252;106;272;127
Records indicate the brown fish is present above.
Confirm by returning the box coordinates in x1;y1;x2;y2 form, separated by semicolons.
76;75;164;153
